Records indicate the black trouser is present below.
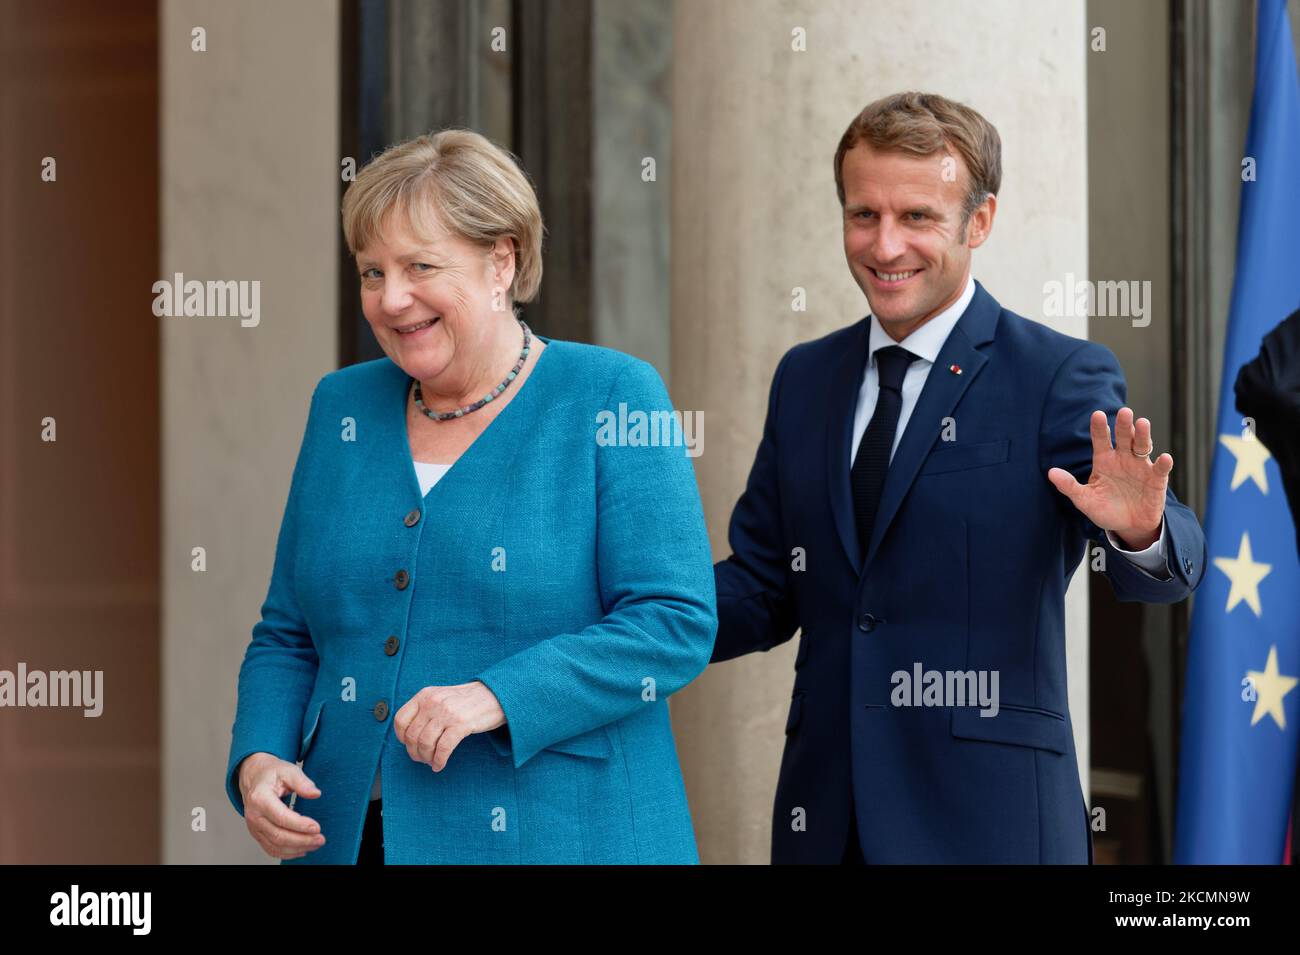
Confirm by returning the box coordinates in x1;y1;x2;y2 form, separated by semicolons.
356;798;383;865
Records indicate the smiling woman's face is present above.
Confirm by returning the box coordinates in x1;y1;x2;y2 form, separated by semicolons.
355;208;515;387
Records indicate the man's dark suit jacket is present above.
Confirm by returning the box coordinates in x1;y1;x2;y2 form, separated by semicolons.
713;280;1207;864
1234;306;1300;866
1235;308;1300;560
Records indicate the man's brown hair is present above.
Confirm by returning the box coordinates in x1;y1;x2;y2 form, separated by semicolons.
833;91;1002;231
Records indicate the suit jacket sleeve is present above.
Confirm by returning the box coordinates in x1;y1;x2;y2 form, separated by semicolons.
1234;307;1300;559
224;383;323;817
1234;307;1300;459
1038;341;1206;603
475;358;718;770
711;349;800;662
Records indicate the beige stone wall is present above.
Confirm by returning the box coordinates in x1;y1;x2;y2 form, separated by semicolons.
160;0;338;863
668;0;1091;863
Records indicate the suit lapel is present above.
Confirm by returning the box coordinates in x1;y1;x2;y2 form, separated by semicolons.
861;282;1001;571
826;318;872;576
824;282;1003;577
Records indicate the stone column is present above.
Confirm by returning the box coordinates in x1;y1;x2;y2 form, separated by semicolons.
161;0;339;863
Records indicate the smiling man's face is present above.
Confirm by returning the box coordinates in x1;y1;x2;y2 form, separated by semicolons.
841;142;994;341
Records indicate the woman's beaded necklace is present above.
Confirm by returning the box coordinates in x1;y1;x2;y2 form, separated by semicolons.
411;318;531;421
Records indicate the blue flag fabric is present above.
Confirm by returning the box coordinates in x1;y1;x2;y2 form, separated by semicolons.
1174;0;1300;863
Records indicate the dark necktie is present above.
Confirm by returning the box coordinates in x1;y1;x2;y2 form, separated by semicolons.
850;344;918;561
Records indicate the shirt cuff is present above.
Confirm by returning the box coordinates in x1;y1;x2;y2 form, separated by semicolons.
1105;515;1171;580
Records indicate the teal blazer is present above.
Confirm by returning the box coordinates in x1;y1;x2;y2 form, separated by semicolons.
225;338;717;863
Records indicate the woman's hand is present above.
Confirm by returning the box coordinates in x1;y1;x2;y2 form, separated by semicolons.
237;752;327;860
394;681;506;771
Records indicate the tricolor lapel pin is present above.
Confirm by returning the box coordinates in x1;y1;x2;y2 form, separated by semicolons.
949;364;963;375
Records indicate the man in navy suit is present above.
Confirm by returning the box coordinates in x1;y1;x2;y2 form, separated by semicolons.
711;92;1207;864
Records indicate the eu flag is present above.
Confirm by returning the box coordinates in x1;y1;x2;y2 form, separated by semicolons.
1173;0;1300;863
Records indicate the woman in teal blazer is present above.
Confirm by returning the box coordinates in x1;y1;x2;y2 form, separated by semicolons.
225;129;717;864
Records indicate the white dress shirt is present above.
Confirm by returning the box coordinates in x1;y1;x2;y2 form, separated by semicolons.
413;460;452;494
849;275;1170;579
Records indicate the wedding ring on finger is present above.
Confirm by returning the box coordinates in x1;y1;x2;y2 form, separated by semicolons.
1131;444;1153;457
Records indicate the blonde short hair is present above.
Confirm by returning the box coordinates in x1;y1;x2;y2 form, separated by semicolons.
341;128;545;304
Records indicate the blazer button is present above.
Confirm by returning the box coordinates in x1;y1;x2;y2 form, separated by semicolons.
394;569;410;589
404;509;421;527
384;635;400;656
858;613;877;633
373;700;389;721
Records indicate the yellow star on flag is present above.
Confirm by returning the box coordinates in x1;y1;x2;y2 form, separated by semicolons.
1212;531;1272;616
1245;646;1298;730
1218;433;1271;493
